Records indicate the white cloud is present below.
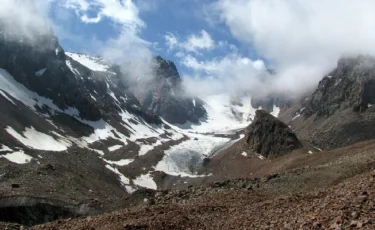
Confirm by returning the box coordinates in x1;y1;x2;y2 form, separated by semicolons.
212;0;375;96
135;0;159;12
181;53;268;96
0;0;52;43
184;30;215;52
164;32;179;51
61;0;145;32
164;30;215;53
58;0;155;84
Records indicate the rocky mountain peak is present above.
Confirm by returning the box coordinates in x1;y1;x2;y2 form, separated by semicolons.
128;56;206;124
303;55;375;117
154;56;181;86
244;110;302;158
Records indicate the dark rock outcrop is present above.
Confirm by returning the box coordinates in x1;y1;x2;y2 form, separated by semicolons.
244;110;302;158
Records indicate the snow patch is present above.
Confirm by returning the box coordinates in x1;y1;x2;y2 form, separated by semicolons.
35;68;46;77
255;153;266;160
270;104;280;117
0;68;81;117
66;60;82;79
133;173;157;190
138;140;163;156
103;158;134;166
108;145;122;152
0;90;16;105
125;186;136;194
1;150;33;164
6;126;71;151
66;52;109;72
292;114;301;121
0;144;12;152
105;165;130;185
241;152;248;157
109;92;120;104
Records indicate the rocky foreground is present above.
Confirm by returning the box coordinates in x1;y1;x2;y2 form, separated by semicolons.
2;137;375;230
14;170;371;230
2;150;374;230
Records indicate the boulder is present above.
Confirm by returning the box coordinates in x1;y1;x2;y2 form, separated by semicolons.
244;110;302;158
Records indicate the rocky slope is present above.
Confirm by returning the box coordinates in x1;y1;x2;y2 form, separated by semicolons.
278;56;375;150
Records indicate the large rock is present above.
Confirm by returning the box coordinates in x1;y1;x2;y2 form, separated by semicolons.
244;110;302;158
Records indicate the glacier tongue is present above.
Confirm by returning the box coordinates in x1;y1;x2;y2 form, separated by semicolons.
172;94;257;133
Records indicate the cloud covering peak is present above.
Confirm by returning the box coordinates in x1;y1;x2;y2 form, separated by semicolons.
211;0;375;96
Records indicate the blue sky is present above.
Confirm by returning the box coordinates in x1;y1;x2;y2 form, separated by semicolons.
30;0;375;96
41;0;264;87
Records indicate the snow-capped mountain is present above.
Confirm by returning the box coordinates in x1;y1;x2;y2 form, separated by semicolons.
0;19;284;203
0;26;189;194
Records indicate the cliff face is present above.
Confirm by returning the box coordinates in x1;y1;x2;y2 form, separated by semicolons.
282;56;375;150
303;55;375;117
244;110;302;158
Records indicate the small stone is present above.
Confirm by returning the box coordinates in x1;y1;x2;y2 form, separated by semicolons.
351;211;359;219
333;216;343;224
357;195;368;203
350;220;358;227
312;221;322;228
365;219;373;224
